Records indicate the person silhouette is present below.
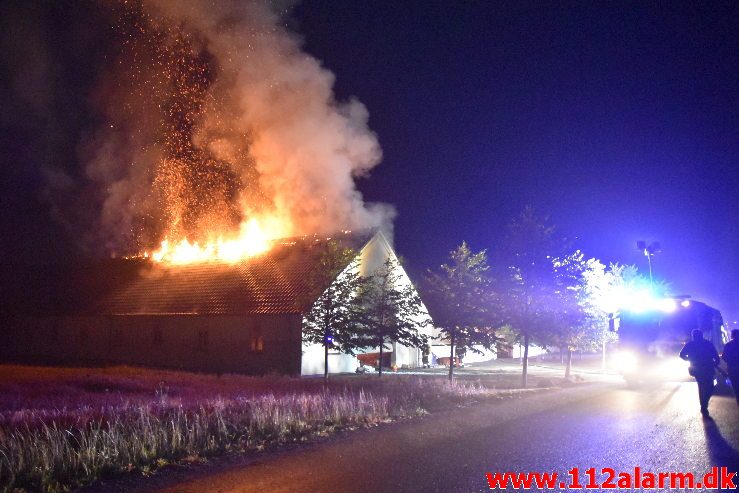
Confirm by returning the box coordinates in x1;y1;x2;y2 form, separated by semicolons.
680;329;720;417
721;328;739;406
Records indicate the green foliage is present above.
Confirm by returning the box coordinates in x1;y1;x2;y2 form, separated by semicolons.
361;258;431;375
302;240;369;378
424;242;498;380
497;207;572;347
576;261;670;352
495;325;518;346
496;207;589;385
549;250;595;351
577;259;624;351
495;208;668;381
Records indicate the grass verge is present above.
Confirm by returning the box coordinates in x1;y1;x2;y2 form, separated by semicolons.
0;366;496;492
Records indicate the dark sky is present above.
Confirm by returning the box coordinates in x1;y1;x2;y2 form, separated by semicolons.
0;1;737;321
294;1;738;321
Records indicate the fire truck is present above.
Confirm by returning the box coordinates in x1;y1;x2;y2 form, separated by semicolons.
610;297;729;386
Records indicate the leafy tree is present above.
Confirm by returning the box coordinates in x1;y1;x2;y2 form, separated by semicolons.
302;240;368;379
361;258;431;377
548;251;594;379
494;325;519;356
424;242;498;381
580;261;670;371
496;207;572;387
579;260;626;370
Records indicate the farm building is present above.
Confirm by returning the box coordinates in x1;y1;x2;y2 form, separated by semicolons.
1;231;434;375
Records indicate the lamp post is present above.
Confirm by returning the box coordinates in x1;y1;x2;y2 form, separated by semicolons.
636;241;661;287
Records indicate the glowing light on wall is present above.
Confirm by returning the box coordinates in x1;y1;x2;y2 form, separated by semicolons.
657;298;677;313
609;287;686;315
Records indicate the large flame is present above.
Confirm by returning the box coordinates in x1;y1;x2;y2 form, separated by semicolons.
147;217;290;265
104;1;388;266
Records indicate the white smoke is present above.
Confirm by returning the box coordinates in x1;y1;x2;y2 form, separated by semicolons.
85;0;393;251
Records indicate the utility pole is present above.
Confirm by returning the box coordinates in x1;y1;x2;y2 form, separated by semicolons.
636;241;660;287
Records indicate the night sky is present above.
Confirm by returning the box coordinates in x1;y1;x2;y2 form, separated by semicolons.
295;1;738;321
1;2;737;321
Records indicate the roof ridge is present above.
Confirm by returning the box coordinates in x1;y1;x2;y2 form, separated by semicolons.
95;230;379;315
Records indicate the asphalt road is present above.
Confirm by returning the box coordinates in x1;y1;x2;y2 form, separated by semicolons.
109;382;739;493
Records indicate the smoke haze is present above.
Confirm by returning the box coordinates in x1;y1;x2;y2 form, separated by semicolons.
2;0;393;256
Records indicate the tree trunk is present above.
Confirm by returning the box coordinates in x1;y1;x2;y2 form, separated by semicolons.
521;332;529;388
448;331;455;382
565;348;573;379
601;338;607;372
324;343;329;380
378;343;383;378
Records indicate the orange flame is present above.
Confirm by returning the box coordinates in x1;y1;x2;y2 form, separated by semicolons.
147;217;290;265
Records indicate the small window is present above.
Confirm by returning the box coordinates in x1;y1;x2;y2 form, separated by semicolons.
250;329;264;353
197;329;209;352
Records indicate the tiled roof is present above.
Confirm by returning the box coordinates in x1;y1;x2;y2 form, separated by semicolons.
98;231;374;316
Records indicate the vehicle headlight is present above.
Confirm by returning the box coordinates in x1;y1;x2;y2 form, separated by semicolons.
613;351;638;373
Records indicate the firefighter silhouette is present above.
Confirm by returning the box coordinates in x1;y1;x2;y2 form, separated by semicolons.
679;329;720;417
721;328;739;406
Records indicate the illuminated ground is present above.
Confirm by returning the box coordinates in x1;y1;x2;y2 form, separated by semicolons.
85;381;739;493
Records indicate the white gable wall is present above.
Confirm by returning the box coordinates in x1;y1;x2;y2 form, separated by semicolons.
300;343;359;375
300;232;434;375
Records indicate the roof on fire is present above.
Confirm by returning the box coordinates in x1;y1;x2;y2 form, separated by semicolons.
97;230;380;316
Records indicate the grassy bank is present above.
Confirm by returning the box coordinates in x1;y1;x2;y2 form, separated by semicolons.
0;366;493;492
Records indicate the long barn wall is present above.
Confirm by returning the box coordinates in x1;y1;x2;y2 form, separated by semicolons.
1;314;303;375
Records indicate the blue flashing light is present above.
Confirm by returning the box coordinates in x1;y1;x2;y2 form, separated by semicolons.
657;298;677;313
620;295;681;315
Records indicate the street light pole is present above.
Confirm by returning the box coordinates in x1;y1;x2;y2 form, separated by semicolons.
636;241;660;288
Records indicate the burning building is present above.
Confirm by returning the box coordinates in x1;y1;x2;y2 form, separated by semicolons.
0;0;422;374
1;231;434;375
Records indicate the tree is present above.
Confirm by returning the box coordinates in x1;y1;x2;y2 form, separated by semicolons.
302;240;368;379
549;251;594;379
496;207;572;388
581;261;670;371
580;260;625;371
424;242;498;381
361;258;431;377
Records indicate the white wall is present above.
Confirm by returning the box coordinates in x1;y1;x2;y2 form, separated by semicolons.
300;231;433;375
510;343;547;359
430;344;497;365
362;232;434;369
300;342;359;375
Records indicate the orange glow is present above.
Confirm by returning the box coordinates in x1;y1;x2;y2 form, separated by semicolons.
148;217;290;265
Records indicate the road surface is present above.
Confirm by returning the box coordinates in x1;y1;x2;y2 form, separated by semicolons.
94;382;739;492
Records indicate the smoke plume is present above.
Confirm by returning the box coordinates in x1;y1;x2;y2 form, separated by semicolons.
72;0;392;253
